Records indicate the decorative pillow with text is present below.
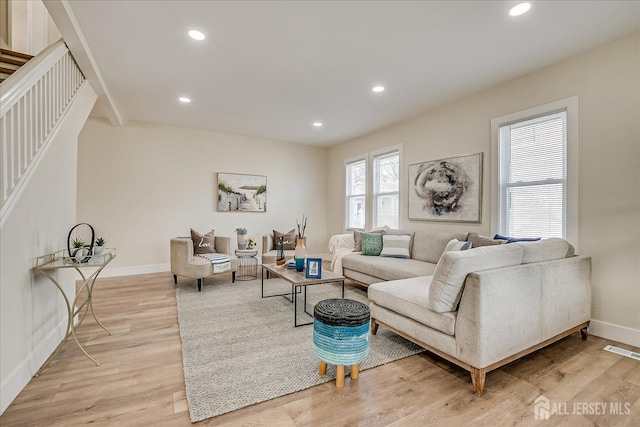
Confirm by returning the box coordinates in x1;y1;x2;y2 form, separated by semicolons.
274;229;297;250
191;229;216;254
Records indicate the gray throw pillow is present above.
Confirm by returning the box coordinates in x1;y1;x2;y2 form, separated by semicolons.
354;227;388;252
466;232;507;247
191;229;216;254
353;231;362;252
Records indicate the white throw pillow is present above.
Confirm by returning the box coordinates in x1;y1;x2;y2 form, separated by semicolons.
380;234;411;259
427;244;524;313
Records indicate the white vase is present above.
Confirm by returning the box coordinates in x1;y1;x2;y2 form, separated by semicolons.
237;229;247;249
94;245;104;254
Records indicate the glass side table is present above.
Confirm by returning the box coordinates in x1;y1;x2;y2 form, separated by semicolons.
34;248;116;376
235;249;258;281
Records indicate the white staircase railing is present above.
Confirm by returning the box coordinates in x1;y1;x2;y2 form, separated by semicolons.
0;40;85;221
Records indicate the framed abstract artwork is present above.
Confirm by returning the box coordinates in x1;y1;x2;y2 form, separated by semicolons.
217;173;267;212
408;153;483;222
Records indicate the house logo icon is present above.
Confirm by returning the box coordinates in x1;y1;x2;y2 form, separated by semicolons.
534;395;550;420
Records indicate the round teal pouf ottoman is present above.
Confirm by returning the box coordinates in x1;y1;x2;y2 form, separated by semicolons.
313;298;370;387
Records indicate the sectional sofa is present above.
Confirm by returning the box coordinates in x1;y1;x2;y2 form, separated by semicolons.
330;231;592;396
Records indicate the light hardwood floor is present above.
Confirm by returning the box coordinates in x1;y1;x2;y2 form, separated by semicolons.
1;272;639;426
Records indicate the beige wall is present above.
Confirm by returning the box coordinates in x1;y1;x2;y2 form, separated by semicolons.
328;34;640;334
77;119;329;273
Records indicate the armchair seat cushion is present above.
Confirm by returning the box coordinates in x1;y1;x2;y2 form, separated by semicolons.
182;255;213;279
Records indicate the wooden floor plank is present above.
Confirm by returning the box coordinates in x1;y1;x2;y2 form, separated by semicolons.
1;271;639;426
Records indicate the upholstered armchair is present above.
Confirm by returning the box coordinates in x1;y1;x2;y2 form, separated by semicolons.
261;233;307;264
170;236;237;291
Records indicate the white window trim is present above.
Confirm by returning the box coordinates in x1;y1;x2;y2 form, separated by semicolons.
490;96;579;251
344;144;403;231
371;144;402;230
344;153;368;231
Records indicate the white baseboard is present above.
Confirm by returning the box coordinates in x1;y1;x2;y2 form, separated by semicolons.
589;319;640;347
99;263;170;278
0;318;66;415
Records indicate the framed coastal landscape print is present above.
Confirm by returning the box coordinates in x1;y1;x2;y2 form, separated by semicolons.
217;173;267;212
408;153;482;222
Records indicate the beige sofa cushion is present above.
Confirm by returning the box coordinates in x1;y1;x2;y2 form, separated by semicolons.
428;244;524;313
515;238;575;264
342;255;437;281
412;231;468;263
369;277;457;336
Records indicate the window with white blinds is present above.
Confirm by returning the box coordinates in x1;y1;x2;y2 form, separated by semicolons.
373;150;400;229
345;145;401;231
498;111;567;238
345;158;366;230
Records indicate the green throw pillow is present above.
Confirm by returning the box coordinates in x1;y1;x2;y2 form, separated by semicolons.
361;232;383;256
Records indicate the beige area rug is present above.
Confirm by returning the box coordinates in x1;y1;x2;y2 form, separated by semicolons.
176;277;424;423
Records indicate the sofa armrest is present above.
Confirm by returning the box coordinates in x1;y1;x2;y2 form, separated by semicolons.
215;236;232;255
262;234;274;254
455;255;591;369
171;237;196;276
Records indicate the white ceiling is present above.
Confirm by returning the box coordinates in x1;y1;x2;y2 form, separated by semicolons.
60;0;639;146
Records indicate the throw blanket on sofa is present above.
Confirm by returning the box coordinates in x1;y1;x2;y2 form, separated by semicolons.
329;233;358;274
197;253;231;274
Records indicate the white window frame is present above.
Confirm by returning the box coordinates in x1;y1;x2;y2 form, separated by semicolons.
490;96;579;250
344;144;402;231
344;155;368;231
372;147;401;229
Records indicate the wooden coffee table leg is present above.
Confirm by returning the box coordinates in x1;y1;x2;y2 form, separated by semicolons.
319;361;327;375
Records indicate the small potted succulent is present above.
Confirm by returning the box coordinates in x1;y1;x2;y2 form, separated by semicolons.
71;238;90;262
94;237;106;254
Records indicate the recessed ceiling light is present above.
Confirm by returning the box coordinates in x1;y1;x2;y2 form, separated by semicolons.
372;86;385;93
188;30;205;41
179;97;191;103
509;2;531;17
313;122;323;127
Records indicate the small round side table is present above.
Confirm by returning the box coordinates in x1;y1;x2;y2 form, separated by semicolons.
235;249;258;281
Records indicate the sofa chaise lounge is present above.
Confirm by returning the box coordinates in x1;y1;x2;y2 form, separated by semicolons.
330;231;591;396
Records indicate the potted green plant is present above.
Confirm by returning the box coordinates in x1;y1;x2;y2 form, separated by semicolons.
71;238;89;262
94;237;106;254
72;238;85;249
